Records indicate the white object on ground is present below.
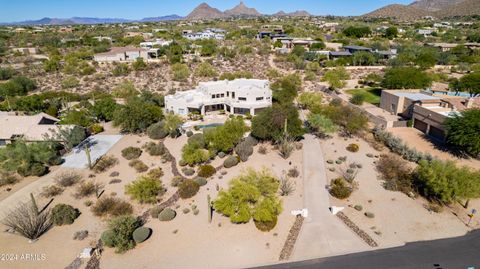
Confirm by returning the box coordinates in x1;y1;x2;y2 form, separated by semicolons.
291;208;308;217
79;248;93;258
329;206;344;215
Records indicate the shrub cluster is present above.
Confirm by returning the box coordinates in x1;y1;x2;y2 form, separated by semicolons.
178;179;200;199
197;165;216;178
329;178;352;199
121;147;142;160
55;171;82;187
147;122;168;140
52;204;80;226
93;155;118;173
125;176;164;204
129;159;149;173
143;142;166;156
101;215;141;253
376;154;413;194
92;197;133;217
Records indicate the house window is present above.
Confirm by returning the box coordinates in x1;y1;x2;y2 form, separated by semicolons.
232;92;235;98
239;97;246;101
227;91;229;97
220;94;224;98
211;94;216;99
216;94;221;98
256;97;264;101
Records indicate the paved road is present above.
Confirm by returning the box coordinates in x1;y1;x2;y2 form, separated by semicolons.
292;135;369;260
255;230;480;269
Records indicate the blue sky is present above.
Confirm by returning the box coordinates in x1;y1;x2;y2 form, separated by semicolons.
0;0;413;22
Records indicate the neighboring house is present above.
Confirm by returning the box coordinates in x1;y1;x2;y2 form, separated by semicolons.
375;49;397;60
93;36;113;43
93;46;160;62
140;39;172;49
417;28;436;36
165;79;272;116
343;45;372;54
0;112;75;146
329;51;352;59
182;29;225;40
380;90;480;141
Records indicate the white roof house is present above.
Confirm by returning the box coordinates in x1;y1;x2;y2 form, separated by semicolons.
140;39;172;49
165;79;272;116
183;29;225;41
93;46;160;62
0;112;76;145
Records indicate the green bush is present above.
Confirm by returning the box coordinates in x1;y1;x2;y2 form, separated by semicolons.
93;155;118;173
346;143;360;153
186;131;193;137
197;165;216;178
129;159;149;173
125;176;164;204
188;133;206;148
254;216;278;232
147;122;168;139
350;93;365;105
195;177;207;186
132;227;151;243
223;155;239;168
171;176;184;187
89;124;104;134
181;167;195;176
101;215;141;253
181;142;210;165
52;204;80;226
329;178;352;199
178;179;200;199
147;167;163;179
143;142;166;156
121;147;142;160
158;208;176;221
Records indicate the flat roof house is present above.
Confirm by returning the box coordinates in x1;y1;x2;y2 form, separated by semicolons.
165;79;272;116
93;46;159;62
0;112;75;146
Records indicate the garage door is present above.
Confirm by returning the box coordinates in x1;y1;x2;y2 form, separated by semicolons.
413;119;428;133
429;126;445;141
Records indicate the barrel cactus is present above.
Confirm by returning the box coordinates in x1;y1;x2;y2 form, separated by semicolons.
158;208;176;221
133;227;151;243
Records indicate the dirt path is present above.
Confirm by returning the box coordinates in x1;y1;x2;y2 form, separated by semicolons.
291;135;369;261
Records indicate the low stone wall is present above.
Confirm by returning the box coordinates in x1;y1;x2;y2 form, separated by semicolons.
336;212;378;247
279;215;305;261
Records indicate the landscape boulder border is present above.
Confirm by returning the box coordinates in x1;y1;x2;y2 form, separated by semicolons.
279;215;305;261
336;212;378;247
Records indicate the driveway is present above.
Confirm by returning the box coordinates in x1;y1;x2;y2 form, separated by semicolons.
62;134;123;169
291;135;369;261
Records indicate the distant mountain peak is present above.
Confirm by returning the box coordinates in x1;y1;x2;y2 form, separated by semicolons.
186;2;226;20
225;1;261;17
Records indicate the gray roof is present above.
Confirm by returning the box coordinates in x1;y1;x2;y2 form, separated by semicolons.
394;92;439;101
343;45;372;51
329;51;352;56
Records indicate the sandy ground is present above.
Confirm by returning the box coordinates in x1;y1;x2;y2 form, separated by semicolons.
100;137;304;269
0;131;304;269
389;127;480;170
320;133;477;249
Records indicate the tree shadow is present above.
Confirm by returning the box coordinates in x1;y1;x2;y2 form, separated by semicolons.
419;133;470;159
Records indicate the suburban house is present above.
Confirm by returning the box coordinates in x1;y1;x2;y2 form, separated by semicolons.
380;90;480;141
0;112;75;146
93;46;160;62
139;39;172;49
417;28;436;36
343;45;373;54
182;29;225;40
165;79;272;116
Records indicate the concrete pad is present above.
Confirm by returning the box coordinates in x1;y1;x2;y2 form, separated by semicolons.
62;134;123;169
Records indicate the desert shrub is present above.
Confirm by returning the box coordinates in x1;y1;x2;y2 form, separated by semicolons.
147;122;168;139
158;208;176;221
178;159;187;166
125;176;164;204
55;171;82;187
52;204;80;226
376;154;413;194
133;227;151;243
223;155;239;168
329;178;352;199
279;175;295;196
93;155;118;173
195;177;207;186
171;176;184;187
147;167;163;179
0;172;18;187
178;179;200;199
92;197;133;217
2;202;52;240
121;147;142;160
188;133;206;147
181;167;195;176
181;142;210;165
346;143;359;153
350;93;365;105
74;181;103;199
73;230;89;240
254;216;278;232
89;123;104;134
258;145;267;154
186;131;193;137
234;140;254;162
277;136;295;159
143;142;165;156
129;159;149;173
41;185;64;198
101;215;141;253
197;165;216;178
287;167;300;178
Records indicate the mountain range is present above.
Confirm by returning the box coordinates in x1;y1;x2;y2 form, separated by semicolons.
365;0;480;19
1;15;183;25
